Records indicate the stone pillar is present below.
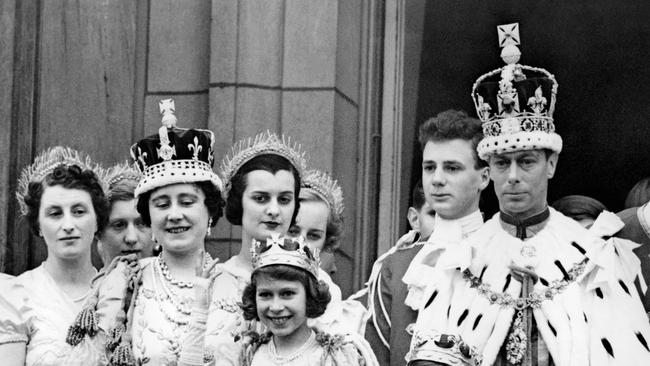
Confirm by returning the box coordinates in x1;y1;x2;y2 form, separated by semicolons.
209;0;367;295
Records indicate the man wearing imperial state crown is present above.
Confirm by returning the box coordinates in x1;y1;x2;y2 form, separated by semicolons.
406;23;650;366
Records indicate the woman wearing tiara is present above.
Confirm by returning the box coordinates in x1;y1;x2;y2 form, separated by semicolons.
177;135;368;365
66;100;224;366
96;162;154;267
288;169;368;335
191;131;308;365
0;146;108;366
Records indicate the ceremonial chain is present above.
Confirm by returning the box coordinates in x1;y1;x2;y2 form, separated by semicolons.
461;257;589;310
461;257;588;364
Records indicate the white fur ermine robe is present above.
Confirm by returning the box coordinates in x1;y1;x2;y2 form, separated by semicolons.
408;208;650;366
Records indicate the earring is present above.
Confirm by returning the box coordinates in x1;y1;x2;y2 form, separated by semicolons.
207;218;213;236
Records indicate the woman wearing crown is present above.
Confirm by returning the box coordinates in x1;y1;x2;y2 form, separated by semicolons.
178;131;308;365
0;146;108;365
65;99;225;366
177;133;370;365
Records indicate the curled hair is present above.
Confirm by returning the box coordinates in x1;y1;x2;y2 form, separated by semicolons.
225;154;301;226
136;181;224;227
106;177;138;208
23;164;109;236
241;264;331;321
299;190;343;253
418;109;486;168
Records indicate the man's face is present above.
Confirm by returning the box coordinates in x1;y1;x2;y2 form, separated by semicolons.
488;150;558;219
421;139;489;220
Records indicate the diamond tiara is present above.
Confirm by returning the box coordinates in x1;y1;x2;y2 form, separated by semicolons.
220;131;307;198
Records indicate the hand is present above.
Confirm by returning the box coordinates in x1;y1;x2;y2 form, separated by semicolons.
193;250;220;308
508;264;539;284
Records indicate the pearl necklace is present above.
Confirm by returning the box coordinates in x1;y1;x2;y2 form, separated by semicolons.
268;330;316;363
153;259;192;319
157;252;212;288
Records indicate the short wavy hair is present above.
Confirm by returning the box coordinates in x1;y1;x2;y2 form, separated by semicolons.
225;154;301;226
136;181;224;227
23;164;109;236
240;264;331;321
419;109;486;169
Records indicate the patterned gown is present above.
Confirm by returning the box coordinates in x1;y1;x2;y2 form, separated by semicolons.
204;256;370;365
0;265;104;366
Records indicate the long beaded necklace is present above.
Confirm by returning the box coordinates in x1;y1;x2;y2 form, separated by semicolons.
152;252;214;324
151;262;191;326
157;252;211;288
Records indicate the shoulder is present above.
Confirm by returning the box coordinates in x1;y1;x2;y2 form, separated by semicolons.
315;330;379;366
0;275;32;343
617;205;650;244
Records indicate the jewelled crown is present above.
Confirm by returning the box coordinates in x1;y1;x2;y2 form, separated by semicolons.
220;131;307;199
96;161;141;201
251;233;320;279
302;169;344;219
473;23;562;160
16;146;96;216
130;99;223;197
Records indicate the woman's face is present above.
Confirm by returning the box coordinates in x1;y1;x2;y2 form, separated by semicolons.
288;200;328;250
256;276;309;342
148;183;209;255
99;199;153;262
38;185;97;260
241;170;296;242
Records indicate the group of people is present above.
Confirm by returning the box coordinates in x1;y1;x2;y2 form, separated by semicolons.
2;22;650;366
363;23;650;366
0;101;373;365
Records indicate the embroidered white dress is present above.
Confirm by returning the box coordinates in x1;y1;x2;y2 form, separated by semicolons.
199;256;370;365
0;265;103;366
88;257;234;366
244;329;378;366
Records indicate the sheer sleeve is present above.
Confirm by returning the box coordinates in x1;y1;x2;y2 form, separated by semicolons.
0;281;30;345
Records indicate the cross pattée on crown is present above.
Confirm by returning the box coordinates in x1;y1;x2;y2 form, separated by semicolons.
159;99;177;128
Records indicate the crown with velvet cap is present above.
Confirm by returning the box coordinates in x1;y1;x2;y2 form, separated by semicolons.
130;99;223;197
251;233;320;279
473;23;562;160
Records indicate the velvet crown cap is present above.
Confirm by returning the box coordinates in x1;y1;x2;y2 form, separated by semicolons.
130;99;223;197
473;23;562;160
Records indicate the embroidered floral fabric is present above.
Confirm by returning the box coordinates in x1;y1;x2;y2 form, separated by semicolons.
0;265;105;366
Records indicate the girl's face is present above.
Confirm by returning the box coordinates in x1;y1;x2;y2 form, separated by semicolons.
256;276;309;342
241;170;296;242
288;200;328;250
148;183;209;255
99;199;153;262
39;185;97;260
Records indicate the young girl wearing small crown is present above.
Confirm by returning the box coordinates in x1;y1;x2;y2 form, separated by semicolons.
237;238;378;366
